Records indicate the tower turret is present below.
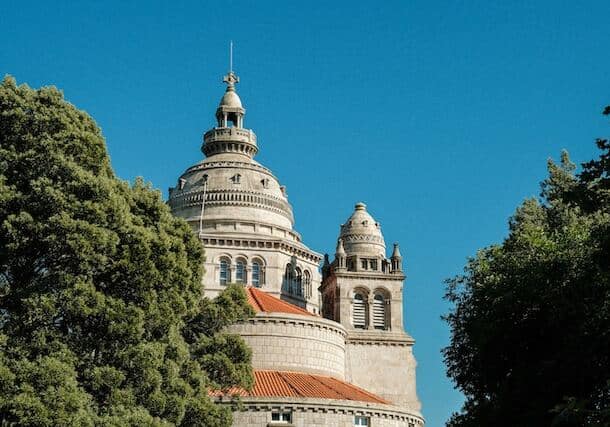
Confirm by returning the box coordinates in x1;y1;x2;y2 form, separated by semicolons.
335;238;346;270
391;242;403;273
319;202;419;411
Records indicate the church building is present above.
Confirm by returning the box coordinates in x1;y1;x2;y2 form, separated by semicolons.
168;67;424;427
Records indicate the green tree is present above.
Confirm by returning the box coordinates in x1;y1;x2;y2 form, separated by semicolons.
0;76;253;426
443;107;610;426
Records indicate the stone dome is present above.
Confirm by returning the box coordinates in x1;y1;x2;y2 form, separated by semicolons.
169;151;294;230
168;69;295;234
219;89;243;108
338;202;386;256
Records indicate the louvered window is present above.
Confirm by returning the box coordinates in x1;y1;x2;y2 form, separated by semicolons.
373;293;387;330
353;293;366;329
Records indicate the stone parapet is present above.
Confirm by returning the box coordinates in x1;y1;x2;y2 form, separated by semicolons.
203;127;258;158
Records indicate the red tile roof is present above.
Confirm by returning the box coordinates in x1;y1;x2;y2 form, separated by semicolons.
245;286;315;317
211;370;389;404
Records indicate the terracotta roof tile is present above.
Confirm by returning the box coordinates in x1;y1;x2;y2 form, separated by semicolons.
245;287;315;317
211;370;389;404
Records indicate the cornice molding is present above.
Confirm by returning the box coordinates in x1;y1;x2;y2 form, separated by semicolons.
214;396;424;426
237;313;347;338
201;234;323;263
346;330;415;346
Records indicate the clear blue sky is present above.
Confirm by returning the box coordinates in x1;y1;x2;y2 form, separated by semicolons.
2;1;610;425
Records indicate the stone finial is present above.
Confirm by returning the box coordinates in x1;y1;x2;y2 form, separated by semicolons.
391;243;403;273
335;239;346;270
391;242;402;259
323;254;330;268
216;46;245;128
336;238;346;255
223;70;240;91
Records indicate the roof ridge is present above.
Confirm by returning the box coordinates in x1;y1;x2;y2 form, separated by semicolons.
308;373;347;400
277;371;306;398
247;286;264;311
340;379;390;403
210;370;389;405
247;287;315;317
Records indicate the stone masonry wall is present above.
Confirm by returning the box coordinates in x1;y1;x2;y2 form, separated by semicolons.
346;339;421;412
226;397;424;427
228;313;347;379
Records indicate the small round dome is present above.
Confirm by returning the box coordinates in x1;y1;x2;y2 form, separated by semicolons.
338;202;386;256
219;90;243;108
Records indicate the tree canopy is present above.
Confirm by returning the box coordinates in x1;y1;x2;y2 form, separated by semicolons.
443;107;610;426
0;76;254;426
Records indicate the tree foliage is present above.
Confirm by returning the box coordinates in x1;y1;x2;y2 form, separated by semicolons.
443;107;610;426
0;76;254;426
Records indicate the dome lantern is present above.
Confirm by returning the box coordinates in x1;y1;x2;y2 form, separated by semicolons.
201;55;258;159
216;70;245;128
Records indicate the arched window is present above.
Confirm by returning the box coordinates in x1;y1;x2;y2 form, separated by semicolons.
303;270;311;298
295;267;303;296
235;259;245;284
252;261;262;287
353;292;367;329
373;292;390;330
219;259;230;285
283;264;293;294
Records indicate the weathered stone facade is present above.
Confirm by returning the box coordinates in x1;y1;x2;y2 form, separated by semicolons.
169;68;424;426
226;398;424;427
346;335;420;411
227;312;347;379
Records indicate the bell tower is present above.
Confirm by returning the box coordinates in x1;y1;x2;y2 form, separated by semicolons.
320;202;421;412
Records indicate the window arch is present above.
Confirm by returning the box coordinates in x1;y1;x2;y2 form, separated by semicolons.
352;291;368;329
283;263;294;294
373;289;391;330
303;270;312;299
235;258;246;284
251;258;265;287
219;257;231;285
295;267;303;296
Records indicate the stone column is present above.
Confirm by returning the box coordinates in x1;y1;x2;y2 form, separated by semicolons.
367;298;374;330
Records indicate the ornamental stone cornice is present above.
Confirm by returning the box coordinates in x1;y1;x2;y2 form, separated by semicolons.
332;270;406;281
200;217;302;240
169;188;294;223
185;159;276;177
346;330;415;346
200;233;323;263
341;233;385;244
214;396;424;426
244;312;348;338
